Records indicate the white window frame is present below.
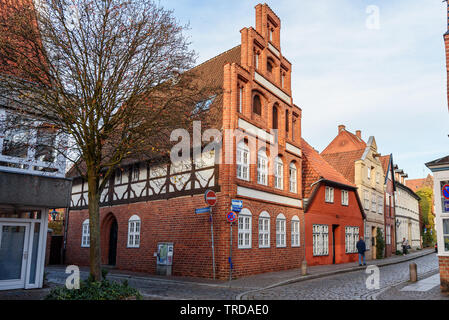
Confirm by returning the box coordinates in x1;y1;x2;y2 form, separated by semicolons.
276;213;286;248
127;215;141;248
289;162;297;193
443;219;449;252
258;211;270;248
325;186;334;203
367;167;371;180
257;149;268;186
377;196;383;214
239;86;243;113
274;156;284;190
313;224;329;256
291;216;300;247
364;190;370;210
238;208;252;249
371;193;376;212
81;219;90;247
341;190;349;206
345;226;359;253
386;226;391;245
236;141;250;181
255;52;259;69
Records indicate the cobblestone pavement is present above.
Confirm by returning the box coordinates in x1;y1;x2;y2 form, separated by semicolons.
243;253;440;300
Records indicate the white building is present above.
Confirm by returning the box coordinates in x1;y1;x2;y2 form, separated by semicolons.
394;167;421;250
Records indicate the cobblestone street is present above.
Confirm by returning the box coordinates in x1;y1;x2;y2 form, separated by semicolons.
243;253;440;300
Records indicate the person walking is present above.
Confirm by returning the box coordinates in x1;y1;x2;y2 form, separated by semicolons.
402;238;409;255
356;236;367;266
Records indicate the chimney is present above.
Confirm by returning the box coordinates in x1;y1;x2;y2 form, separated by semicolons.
356;130;361;139
338;125;346;133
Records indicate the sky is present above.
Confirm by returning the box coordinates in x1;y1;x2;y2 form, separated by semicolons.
163;0;449;180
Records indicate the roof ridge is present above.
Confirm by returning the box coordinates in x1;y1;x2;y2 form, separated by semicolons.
191;45;241;71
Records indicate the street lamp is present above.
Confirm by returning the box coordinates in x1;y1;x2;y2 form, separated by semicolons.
50;208;58;221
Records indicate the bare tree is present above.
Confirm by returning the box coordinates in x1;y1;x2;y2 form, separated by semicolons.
0;0;219;281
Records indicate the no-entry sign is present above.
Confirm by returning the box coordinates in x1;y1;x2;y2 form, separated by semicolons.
443;185;449;200
204;189;217;206
227;211;237;223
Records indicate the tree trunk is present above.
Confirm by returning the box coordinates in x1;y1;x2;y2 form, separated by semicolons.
87;167;102;281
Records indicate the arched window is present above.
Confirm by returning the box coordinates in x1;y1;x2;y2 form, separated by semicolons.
236;141;250;181
285;109;289;132
127;215;141;248
291;216;300;247
81;219;90;247
259;211;270;248
276;213;286;247
267;61;273;73
272;104;278;129
274;156;283;190
257;149;268;186
253;94;262;116
289;162;297;193
238;208;252;249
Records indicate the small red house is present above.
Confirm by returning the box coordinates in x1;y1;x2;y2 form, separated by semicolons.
379;154;396;257
301;139;365;266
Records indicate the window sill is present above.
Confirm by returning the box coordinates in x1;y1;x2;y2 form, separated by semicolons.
127;246;140;249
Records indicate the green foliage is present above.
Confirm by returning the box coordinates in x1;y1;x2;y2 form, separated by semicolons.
45;278;142;300
48;220;64;235
376;228;385;259
395;250;403;256
416;187;436;247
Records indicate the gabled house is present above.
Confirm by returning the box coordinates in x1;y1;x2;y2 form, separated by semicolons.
321;126;385;260
379;154;396;256
302;138;365;266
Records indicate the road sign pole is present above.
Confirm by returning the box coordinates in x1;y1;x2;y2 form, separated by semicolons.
229;222;233;283
210;210;216;280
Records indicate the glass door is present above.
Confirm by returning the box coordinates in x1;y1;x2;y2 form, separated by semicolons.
0;222;30;290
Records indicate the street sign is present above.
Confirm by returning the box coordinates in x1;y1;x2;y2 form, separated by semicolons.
204;189;217;206
444;200;449;212
195;207;211;214
443;184;449;200
227;211;237;223
231;199;243;213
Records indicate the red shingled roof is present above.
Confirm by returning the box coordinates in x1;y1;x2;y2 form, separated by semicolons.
379;155;391;176
321;129;366;155
301;138;355;198
320;149;365;184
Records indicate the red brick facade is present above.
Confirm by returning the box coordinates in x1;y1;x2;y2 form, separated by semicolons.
439;256;449;292
66;4;305;280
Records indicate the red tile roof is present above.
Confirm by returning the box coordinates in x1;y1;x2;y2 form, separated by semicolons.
405;174;434;191
379;155;391;176
321;129;366;155
301;138;356;198
320;149;365;184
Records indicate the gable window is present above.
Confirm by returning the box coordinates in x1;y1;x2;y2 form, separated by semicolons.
325;187;334;203
345;226;359;253
257;149;268;186
276;214;286;247
258;211;270;248
274;156;283;190
127;215;141;248
292;115;297;141
289;162;297;193
272;105;278;129
291;216;300;247
238;209;252;249
341;190;349;206
313;224;329;256
236;141;250;181
253;94;262;116
81;219;90;247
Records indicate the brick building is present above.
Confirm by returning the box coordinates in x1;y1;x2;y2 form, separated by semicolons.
379;154;396;257
65;4;305;280
301;139;365;266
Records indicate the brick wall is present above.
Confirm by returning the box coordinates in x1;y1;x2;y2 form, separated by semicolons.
439;255;449;292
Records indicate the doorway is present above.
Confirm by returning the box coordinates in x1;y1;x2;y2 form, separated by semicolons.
108;220;118;266
0;222;30;289
371;226;377;259
332;225;339;264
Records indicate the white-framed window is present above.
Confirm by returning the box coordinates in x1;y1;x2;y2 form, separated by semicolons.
367;167;371;180
131;165;140;182
377;196;383;214
365;226;370;250
313;224;329;256
274;156;283;190
345;226;359;253
238;208;252;249
443;219;449;252
258;211;270;248
386;225;391;245
325;186;334;203
238;86;243;113
81;219;90;247
257;149;268;185
371;193;376;212
364;190;370;210
291;216;300;247
236;141;250;181
341;190;349;206
127;215;141;248
254;51;260;69
276;213;286;247
289;162;297;193
269;28;274;42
